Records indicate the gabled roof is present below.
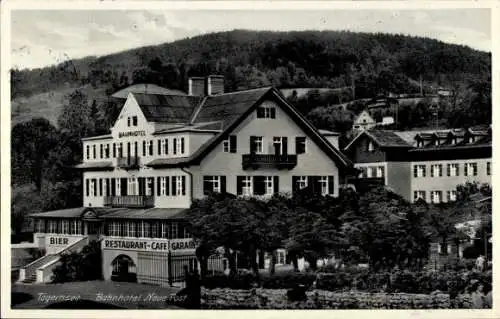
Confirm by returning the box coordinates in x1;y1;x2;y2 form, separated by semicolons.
147;87;352;169
132;93;203;123
344;130;412;150
192;87;271;129
112;84;187;99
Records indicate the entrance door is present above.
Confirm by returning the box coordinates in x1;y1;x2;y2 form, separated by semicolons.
111;255;137;282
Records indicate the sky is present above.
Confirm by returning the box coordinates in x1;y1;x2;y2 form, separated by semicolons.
10;9;492;70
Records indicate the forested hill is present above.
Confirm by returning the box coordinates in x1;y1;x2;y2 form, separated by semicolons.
11;29;491;126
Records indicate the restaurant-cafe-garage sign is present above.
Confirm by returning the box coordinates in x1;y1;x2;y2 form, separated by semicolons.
102;238;195;252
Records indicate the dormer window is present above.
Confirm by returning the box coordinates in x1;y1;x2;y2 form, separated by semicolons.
257;105;276;119
132;116;138;126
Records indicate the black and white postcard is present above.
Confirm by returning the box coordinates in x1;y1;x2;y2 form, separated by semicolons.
1;1;497;318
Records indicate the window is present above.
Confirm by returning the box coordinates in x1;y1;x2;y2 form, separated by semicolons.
160;177;167;196
367;141;375;152
117;143;123;157
297;176;308;190
142;141;146;156
151;222;159;238
447;163;459;177
162;139;168;155
366;167;374;178
143;222;150;238
36;220;45;233
273;137;287;155
86;145;90;160
264;176;274;195
92;145;96;159
48;220;58;234
99;144;103;159
464;162;478;176
237;176;253;196
223;135;237;153
357;167;367;178
99;179;103;196
171;176;186;196
61;220;69;234
157;140;162;155
431;164;443;177
487;162;491;176
177;137;184;154
105;144;110;159
90;179;96;196
171;223;178;239
250;136;263;154
318;176;327;195
431;191;442;204
128;178;137;196
203;176;226;194
161;222;169;239
413;165;425;178
113;143;116;158
376;166;385;178
127;222;137;238
296;137;306;154
85;179;90;197
256;105;276;119
132;116;138;126
447;190;457;202
413;191;426;202
127;117;131;127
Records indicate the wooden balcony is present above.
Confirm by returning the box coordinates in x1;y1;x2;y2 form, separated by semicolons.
117;157;140;170
242;154;298;170
104;195;155;208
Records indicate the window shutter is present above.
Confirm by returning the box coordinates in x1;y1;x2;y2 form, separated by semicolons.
292;176;299;194
172;176;177;196
229;135;237;153
439;165;443;177
149;177;155;196
447;164;450;176
99;179;103;196
250;136;257;154
282;137;288;155
165;176;170;196
273;176;279;194
423;166;426;177
328;176;334;195
380;166;385;179
157;177;161;196
307;176;315;193
165;139;169;154
173;139;177;155
142;141;146;156
254;176;265;195
157;140;161;155
181;138;185;154
85;179;89;196
181;176;186;195
203;176;211;195
464;164;468;176
237;176;243;195
111;178;116;196
221;176;227;193
413;165;417;178
270;107;276;119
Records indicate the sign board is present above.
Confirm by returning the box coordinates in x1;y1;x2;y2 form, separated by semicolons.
118;130;146;138
44;235;86;254
102;237;195;252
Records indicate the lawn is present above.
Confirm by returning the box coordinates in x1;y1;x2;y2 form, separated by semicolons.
11;280;183;309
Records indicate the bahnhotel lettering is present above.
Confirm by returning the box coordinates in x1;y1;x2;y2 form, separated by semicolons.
118;130;146;138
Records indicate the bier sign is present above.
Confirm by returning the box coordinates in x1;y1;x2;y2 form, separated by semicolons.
118;130;146;138
103;238;195;252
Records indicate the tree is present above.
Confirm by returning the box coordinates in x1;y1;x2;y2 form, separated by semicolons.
11;185;43;237
11;118;60;189
58;89;92;141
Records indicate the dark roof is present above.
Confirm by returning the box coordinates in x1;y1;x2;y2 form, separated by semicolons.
81;134;112;141
29;207;122;218
153;122;222;135
100;208;188;220
112;84;187;99
74;161;114;170
133;93;203;123
147;88;352;169
192;87;271;129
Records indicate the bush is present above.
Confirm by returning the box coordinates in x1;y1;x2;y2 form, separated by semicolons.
315;272;353;291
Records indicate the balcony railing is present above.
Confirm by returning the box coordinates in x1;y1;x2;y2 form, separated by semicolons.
104;195;155;208
242;153;298;170
117;156;140;169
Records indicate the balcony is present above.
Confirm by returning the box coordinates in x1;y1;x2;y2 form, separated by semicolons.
104;195;155;208
117;156;140;170
242;154;298;170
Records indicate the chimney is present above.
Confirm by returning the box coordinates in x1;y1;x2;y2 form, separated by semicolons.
206;75;224;96
188;77;205;96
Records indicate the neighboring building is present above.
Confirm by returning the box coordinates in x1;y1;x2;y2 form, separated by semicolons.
21;75;353;285
344;127;492;203
352;110;377;131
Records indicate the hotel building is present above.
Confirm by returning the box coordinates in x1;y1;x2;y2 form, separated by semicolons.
344;127;492;203
21;75;353;284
